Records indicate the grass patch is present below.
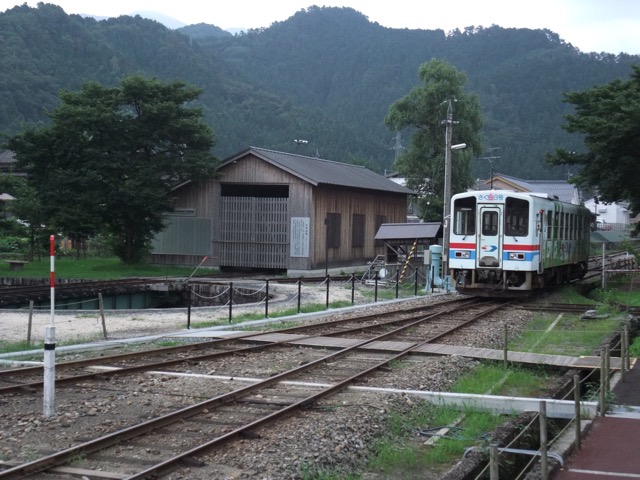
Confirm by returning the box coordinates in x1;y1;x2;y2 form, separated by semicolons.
0;256;211;279
189;301;353;330
360;282;419;301
0;340;42;355
590;281;640;307
453;363;552;397
0;333;110;355
368;401;506;476
367;364;550;476
510;313;623;356
550;285;598;304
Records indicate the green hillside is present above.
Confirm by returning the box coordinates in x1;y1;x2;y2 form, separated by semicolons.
1;3;638;178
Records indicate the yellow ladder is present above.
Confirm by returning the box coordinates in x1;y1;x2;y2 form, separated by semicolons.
400;240;418;281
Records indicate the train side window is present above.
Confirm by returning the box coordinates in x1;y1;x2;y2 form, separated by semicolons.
505;197;529;236
547;211;553;238
453;197;476;235
482;211;499;236
576;215;581;240
554;212;559;239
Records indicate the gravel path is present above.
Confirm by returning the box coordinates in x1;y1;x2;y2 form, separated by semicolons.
0;286;536;479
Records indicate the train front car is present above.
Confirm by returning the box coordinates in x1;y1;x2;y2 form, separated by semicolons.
449;190;590;297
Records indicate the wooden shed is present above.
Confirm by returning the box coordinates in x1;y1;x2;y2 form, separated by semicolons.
151;147;414;273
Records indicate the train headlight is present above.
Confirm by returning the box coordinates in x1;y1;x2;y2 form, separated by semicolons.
508;252;526;261
454;251;471;259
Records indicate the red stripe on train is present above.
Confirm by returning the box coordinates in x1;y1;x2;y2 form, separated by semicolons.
449;242;475;249
503;244;539;251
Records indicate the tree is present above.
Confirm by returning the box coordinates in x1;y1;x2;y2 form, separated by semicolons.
385;59;483;221
547;65;640;232
6;75;219;263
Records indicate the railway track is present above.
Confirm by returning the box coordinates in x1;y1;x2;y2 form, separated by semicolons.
0;297;482;394
0;297;511;479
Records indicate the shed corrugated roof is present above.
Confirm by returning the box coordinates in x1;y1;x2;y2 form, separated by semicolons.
375;222;441;240
223;147;415;195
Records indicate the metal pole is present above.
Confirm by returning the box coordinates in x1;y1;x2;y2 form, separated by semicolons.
43;325;56;417
44;235;56;418
325;275;330;309
490;443;499;479
374;275;378;302
228;282;233;324
351;274;355;304
605;344;610;392
574;374;582;450
539;401;548;480
621;328;626;382
27;300;34;346
99;293;108;339
49;235;55;327
600;349;606;416
297;279;302;313
503;323;508;367
624;326;631;371
265;279;269;318
601;243;606;289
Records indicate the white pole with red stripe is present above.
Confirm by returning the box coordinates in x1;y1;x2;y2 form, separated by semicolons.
44;234;56;417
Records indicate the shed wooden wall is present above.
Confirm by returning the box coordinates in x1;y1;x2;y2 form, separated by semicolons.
150;153;410;271
211;155;313;270
310;186;408;269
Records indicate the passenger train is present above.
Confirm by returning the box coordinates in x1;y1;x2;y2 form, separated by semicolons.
448;190;591;296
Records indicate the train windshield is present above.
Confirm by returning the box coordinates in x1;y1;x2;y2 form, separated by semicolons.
453;197;476;235
504;197;529;237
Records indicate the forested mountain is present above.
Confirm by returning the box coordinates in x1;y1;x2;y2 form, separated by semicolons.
1;3;638;179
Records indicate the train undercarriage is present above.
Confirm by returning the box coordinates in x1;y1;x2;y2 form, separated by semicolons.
452;262;588;297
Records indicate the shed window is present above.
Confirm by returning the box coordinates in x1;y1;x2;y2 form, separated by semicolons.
326;213;341;248
352;214;365;248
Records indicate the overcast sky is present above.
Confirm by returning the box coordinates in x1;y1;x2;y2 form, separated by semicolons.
2;0;639;55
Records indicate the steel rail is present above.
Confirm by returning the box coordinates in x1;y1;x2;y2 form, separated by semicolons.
0;299;507;479
0;297;477;394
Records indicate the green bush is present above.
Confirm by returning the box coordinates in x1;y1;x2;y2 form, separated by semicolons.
0;235;28;254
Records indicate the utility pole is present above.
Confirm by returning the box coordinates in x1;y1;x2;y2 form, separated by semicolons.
441;100;465;284
442;100;454;281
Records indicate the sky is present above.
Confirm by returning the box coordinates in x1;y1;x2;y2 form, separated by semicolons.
2;0;639;55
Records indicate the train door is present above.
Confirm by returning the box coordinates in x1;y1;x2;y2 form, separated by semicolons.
476;207;502;269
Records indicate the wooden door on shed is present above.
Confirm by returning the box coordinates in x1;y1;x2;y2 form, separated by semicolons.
218;197;288;268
